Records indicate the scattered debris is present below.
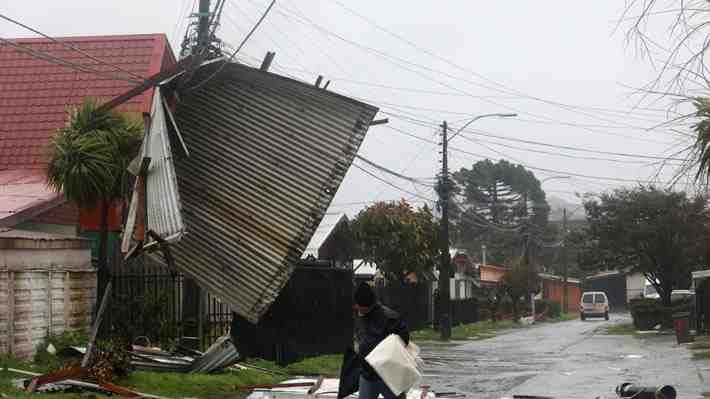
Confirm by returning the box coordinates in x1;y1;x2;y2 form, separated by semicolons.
246;378;440;399
128;335;239;373
6;367;168;398
189;335;240;373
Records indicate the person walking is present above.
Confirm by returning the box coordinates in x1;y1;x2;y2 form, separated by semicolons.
353;282;410;399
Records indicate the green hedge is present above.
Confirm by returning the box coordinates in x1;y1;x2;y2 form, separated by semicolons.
629;298;691;330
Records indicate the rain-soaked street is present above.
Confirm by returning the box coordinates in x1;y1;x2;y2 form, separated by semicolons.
419;314;708;399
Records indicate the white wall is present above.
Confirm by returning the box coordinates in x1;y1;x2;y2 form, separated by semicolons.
626;272;645;302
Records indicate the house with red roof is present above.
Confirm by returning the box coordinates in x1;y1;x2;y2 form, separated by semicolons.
0;34;176;236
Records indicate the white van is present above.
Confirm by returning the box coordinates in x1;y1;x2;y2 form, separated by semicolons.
580;291;609;320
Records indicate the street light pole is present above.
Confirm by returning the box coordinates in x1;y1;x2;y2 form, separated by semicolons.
437;113;516;341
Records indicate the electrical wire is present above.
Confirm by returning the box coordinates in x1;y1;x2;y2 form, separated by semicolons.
380;111;686;162
329;0;689;134
187;0;276;92
274;3;678;145
354;155;435;185
0;37;141;83
382;124;690;185
0;13;145;82
351;163;435;203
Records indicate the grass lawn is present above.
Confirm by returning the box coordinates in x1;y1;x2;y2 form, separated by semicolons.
603;323;639;335
411;319;523;341
248;354;343;377
692;351;710;360
0;353;344;399
557;313;579;322
411;313;578;342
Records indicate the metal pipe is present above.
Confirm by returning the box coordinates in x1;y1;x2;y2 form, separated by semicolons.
616;383;677;399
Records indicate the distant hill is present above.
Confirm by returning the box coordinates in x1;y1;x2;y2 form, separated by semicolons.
547;195;585;222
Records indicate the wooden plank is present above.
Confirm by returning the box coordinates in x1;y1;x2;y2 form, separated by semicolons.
96;55;194;114
8;271;15;355
81;281;111;367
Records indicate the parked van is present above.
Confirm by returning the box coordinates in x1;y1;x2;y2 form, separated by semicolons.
580;291;609;320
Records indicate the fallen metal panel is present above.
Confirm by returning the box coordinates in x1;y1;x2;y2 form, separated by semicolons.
189;335;239;373
123;87;185;252
170;62;377;323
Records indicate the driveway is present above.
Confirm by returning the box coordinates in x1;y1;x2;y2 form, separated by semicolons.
419;314;708;399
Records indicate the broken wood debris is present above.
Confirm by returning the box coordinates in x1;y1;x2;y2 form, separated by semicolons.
6;367;169;399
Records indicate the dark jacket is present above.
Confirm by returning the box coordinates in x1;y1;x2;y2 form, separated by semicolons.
355;303;409;380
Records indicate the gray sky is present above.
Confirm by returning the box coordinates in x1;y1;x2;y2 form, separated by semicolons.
2;0;692;218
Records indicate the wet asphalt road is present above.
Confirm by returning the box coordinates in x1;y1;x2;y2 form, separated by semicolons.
419;314;708;399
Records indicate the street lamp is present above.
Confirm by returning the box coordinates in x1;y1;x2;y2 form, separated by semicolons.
437;112;517;340
447;113;518;142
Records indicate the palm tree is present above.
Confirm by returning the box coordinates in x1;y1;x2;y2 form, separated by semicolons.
47;97;143;278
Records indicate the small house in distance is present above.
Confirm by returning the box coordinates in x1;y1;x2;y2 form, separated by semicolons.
301;212;352;268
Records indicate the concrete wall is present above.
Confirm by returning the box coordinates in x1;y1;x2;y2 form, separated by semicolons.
0;242;95;360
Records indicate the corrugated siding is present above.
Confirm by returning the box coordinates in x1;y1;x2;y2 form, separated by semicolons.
123;87;185;251
0;269;95;360
170;62;377;322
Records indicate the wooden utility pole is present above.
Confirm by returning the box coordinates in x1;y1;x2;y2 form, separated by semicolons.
562;207;569;314
438;121;452;340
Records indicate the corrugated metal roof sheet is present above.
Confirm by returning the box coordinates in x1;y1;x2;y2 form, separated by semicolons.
123;87;185;251
167;61;377;323
301;212;347;259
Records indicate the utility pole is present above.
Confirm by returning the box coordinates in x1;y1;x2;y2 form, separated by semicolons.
562;207;568;314
438;121;452;340
196;0;211;54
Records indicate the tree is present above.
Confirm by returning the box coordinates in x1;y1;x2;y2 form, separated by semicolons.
47;98;143;275
618;3;710;184
583;186;710;306
501;258;541;321
451;159;550;264
352;200;438;283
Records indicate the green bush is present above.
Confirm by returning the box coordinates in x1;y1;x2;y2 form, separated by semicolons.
630;298;662;330
629;298;690;330
34;330;88;369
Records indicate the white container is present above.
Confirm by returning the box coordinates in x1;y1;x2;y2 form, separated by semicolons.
365;335;422;396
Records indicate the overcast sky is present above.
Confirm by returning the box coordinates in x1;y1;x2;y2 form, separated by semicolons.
2;0;693;217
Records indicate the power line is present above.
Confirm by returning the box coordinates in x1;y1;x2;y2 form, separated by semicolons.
351;163;435;203
461;134;674;165
329;0;687;135
0;13;145;82
354;155;435;185
0;37;140;83
382;111;686;162
382;124;689;185
187;0;276;91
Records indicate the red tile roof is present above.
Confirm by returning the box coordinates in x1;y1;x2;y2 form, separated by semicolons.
0;169;62;227
0;33;176;170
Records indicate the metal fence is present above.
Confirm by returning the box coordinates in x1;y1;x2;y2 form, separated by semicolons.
101;252;184;348
96;243;234;350
202;292;233;349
